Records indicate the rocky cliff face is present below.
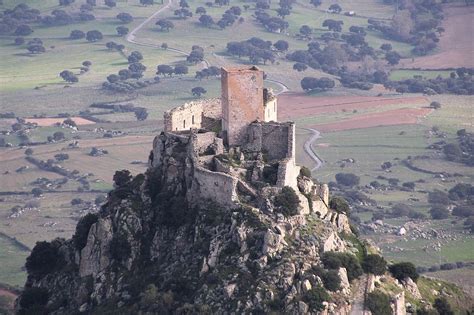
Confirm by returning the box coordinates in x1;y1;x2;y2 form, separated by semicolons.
16;131;383;314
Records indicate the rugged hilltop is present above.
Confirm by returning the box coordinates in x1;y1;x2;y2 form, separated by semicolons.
16;67;472;314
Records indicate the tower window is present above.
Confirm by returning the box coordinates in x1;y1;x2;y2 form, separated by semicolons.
183;120;186;129
192;115;195;124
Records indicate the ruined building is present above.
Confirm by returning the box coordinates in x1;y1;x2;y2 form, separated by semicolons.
155;66;330;215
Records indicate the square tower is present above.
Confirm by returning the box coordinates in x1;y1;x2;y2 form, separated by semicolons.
221;66;264;146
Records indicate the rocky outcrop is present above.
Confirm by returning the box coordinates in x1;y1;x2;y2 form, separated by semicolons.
17;131;376;314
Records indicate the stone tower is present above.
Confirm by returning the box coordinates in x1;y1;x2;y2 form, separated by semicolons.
221;66;264;146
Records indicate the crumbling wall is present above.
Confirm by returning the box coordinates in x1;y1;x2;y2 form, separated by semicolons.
245;122;295;161
263;88;277;122
164;99;222;132
189;131;224;156
190;167;239;208
164;102;203;132
276;158;300;190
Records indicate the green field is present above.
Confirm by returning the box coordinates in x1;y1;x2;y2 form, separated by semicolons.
389;69;454;81
0;234;29;287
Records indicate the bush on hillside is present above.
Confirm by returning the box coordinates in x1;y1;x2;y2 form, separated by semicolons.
366;290;392;315
389;262;419;282
303;286;330;311
321;252;363;281
335;173;360;187
362;254;387;275
274;186;300;217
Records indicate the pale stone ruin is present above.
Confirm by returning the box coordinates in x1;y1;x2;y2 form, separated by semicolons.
151;66;337;221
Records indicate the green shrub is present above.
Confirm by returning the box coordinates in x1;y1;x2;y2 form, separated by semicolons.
300;166;312;178
366;290;391;315
321;270;341;292
321;252;362;281
303;286;330;311
389;262;419;282
274;186;300;217
26;241;63;279
433;298;454;315
329;196;350;214
19;287;48;313
362;254;387;275
335;173;360;187
73;213;99;250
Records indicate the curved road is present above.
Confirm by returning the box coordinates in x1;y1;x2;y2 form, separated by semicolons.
125;1;322;171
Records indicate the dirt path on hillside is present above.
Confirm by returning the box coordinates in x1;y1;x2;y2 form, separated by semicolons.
401;4;474;69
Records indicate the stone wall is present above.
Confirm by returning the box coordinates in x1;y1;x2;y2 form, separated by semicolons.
263;88;277;122
221;67;264;146
190;166;239;208
163;98;221;132
245;121;295;161
276;158;300;190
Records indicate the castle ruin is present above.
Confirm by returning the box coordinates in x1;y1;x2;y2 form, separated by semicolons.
152;66;329;216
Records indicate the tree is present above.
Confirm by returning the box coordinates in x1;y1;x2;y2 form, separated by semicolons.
310;0;322;6
140;0;154;5
54;153;69;161
277;7;291;18
32;188;43;197
362;254;387;275
82;61;92;67
430;205;449;220
25;148;34;155
380;43;392;51
70;29;85;39
191;86;207;97
59;0;75;5
86;30;103;42
15;24;33;36
134;108;148;121
128;51;143;63
26;241;63;279
174;8;192;19
199;14;214;27
389;262;419;282
256;0;270;9
322;252;363;281
385;51;401;65
274;186;300;217
434;298;454;315
59;70;78;83
27;43;46;54
321;270;341;292
14;37;25;45
366;290;392;315
430;101;441;109
179;0;189;8
53;131;65;141
329;196;350;214
300;25;312;37
113;170;132;187
117;12;133;23
329;4;342;13
303;286;330;311
104;0;116;8
335;173;360;187
156;64;174;76
174;64;188;75
301;77;335;91
116;26;129;36
156;19;174;31
87;0;97;5
274;40;289;52
107;74;120;83
192;7;205;16
293;62;308;72
322;19;343;32
452;205;473;218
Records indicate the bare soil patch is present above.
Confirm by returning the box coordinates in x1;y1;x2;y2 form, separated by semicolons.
278;93;429;120
311;108;432;132
24;117;95;126
401;4;474;69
